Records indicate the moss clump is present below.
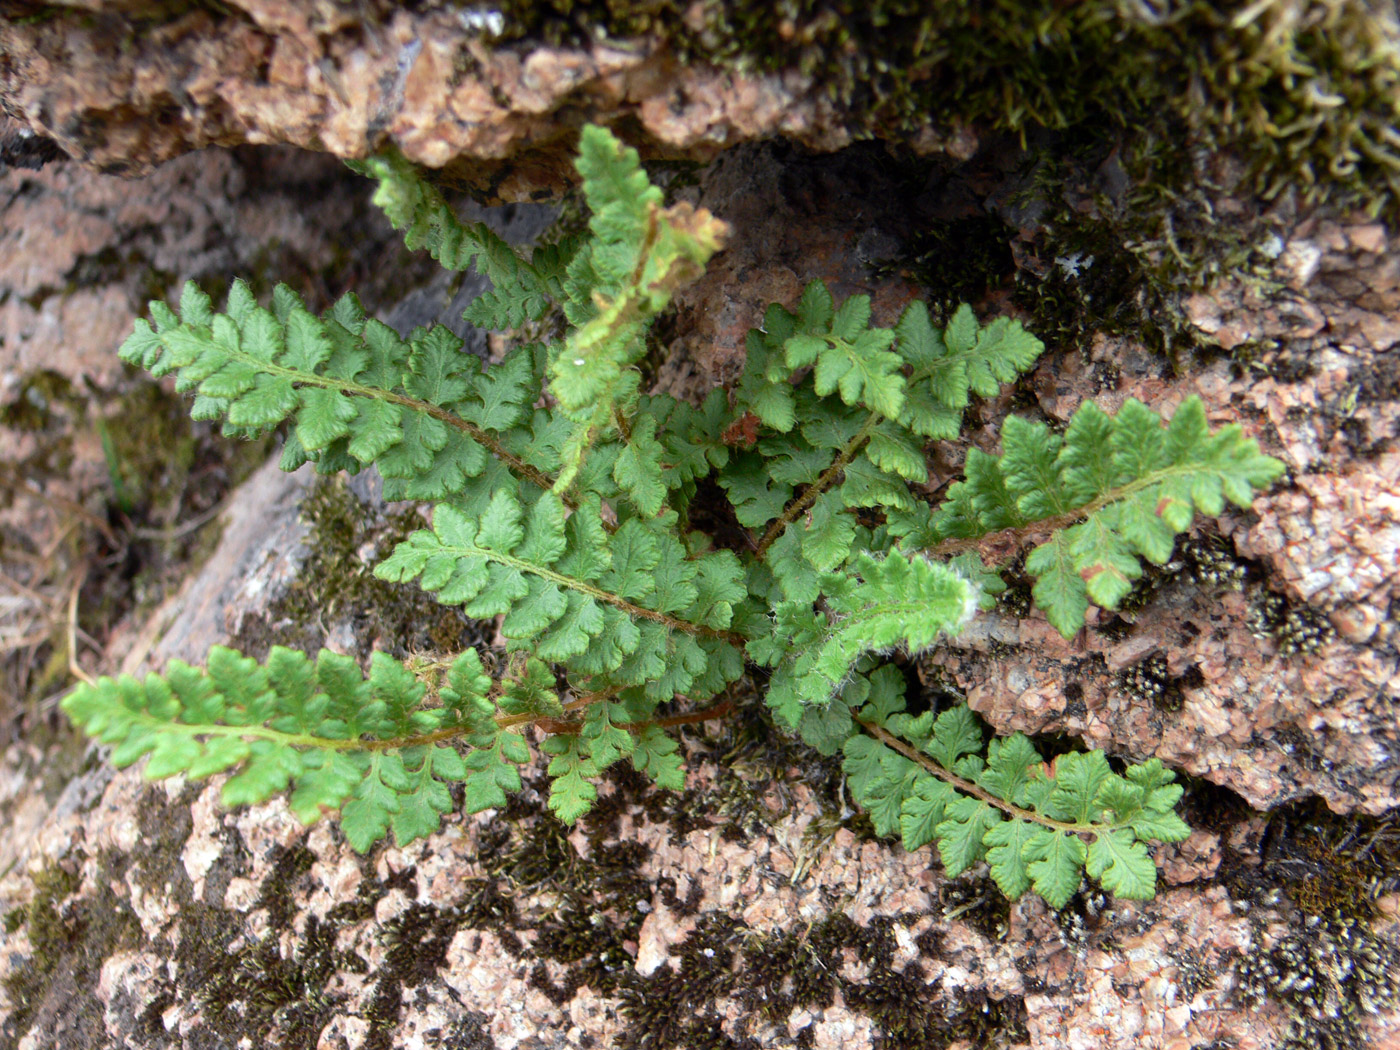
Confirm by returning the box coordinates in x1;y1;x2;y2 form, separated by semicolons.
1117;652;1182;713
1;860;143;1046
176;840;372;1050
229;478;494;662
875;213;1015;316
614;907;1029;1049
193;913;347;1045
1220;800;1400;1050
1182;535;1250;593
480;0;1398;373
1250;590;1336;657
1239;907;1399;1050
1260;800;1400;920
489;0;1400;219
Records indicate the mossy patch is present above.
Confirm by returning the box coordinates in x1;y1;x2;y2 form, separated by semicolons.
875;213;1014;316
0;747;1033;1050
228;478;495;662
0;858;143;1049
492;0;1400;222
1212;797;1400;1050
192;904;360;1046
490;0;1399;377
1249;589;1337;657
1257;798;1400;921
614;908;1029;1050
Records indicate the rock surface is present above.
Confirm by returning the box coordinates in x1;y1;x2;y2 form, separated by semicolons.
7;722;1388;1050
0;3;964;187
1;9;1399;1050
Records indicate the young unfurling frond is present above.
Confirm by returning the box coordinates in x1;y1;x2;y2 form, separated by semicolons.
547;126;728;492
749;552;975;725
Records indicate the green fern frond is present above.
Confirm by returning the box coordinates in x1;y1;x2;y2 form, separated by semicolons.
780;281;905;419
848;681;1190;909
60;646;690;840
932;395;1286;635
121;280;551;502
59;647;529;851
374;487;747;699
736;288;1043;441
727;287;1044;590
750;552;975;723
896;302;1044;426
350;150;565;330
540;733;599;823
77;125;1251;899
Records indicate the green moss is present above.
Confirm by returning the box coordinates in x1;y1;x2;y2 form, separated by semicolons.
229;478;494;662
843;132;1260;372
1265;800;1400;920
490;0;1400;216
877;214;1014;319
478;0;1399;371
1238;904;1399;1050
1;859;143;1046
0;370;81;433
1209;799;1400;1050
181;852;366;1048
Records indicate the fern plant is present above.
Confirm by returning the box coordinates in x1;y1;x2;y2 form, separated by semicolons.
63;125;1284;908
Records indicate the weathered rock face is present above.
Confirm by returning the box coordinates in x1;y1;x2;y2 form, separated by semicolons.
1;5;1399;1049
10;723;1390;1050
0;3;934;188
3;433;1394;1047
0;132;403;391
5;465;1399;1049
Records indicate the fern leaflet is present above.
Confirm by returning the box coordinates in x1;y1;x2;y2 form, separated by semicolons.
375;487;747;699
60;647;533;850
351;150;566;329
120;280;550;501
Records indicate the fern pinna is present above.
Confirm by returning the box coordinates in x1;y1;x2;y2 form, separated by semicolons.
63;125;1283;908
